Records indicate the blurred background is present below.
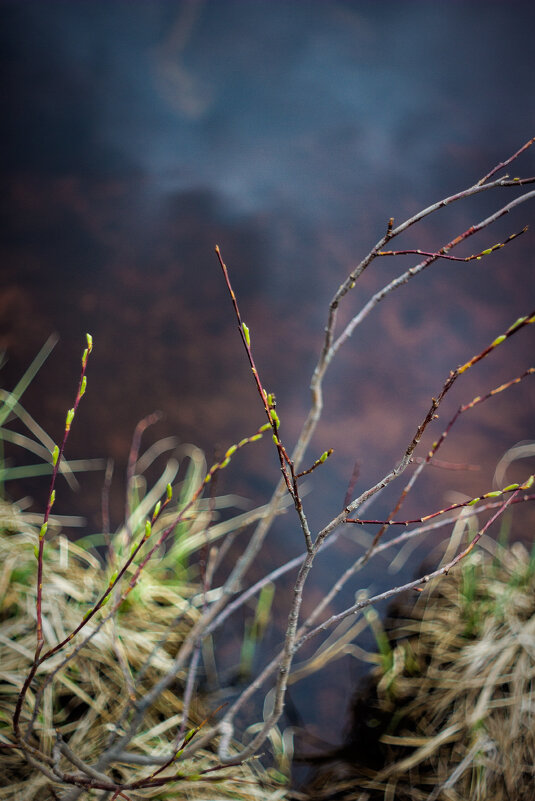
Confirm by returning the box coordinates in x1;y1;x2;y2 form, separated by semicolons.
1;0;534;748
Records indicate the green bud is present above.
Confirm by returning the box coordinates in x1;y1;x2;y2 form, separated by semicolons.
238;438;249;448
225;444;238;459
109;569;118;585
153;500;161;519
485;490;502;498
166;483;173;500
39;523;48;539
52;445;60;466
502;483;519;492
79;375;87;397
34;544;39;559
65;408;75;430
50;490;56;507
467;498;479;506
272;434;279;445
509;316;527;331
481;247;493;256
521;474;534;489
86;333;93;351
220;457;230;468
270;409;280;429
204;473;212;484
101;594;110;606
184;728;196;744
242;322;251;347
319;451;329;463
259;422;271;432
144;519;152;538
82;348;88;365
491;335;506;347
250;433;262;442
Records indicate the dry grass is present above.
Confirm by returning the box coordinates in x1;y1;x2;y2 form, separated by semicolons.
0;496;285;801
304;540;535;801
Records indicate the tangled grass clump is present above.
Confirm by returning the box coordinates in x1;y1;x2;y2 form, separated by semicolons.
0;457;285;801
304;538;535;801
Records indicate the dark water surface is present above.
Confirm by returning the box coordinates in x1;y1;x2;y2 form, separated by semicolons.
2;0;534;754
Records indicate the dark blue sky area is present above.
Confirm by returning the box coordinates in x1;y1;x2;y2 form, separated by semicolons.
3;1;534;217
